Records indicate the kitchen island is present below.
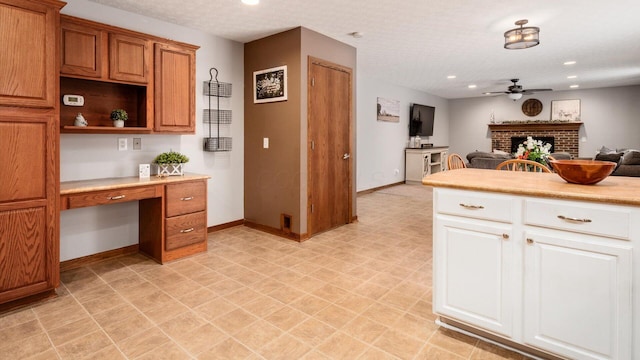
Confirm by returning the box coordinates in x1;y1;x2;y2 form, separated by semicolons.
423;169;639;360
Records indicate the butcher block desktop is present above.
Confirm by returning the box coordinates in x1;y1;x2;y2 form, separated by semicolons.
423;169;640;360
60;174;210;265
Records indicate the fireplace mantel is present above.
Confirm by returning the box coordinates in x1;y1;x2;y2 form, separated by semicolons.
488;122;583;132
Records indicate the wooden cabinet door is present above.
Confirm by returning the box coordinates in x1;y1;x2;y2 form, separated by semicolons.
523;230;632;360
0;0;59;108
154;42;195;133
0;109;59;304
434;216;515;338
109;33;150;83
61;18;104;78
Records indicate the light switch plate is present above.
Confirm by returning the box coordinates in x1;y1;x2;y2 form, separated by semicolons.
263;137;269;149
118;138;127;151
139;164;150;178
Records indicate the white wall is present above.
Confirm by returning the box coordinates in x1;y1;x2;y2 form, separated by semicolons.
60;0;244;261
356;73;450;191
449;85;640;158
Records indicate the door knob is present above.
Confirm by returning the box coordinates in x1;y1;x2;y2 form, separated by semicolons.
343;153;350;160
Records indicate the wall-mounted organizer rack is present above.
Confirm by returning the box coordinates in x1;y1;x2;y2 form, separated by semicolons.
203;67;232;152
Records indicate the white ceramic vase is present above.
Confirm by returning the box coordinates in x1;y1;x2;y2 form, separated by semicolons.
113;119;125;128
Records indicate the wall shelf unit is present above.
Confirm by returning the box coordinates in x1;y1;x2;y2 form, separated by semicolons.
203;67;232;152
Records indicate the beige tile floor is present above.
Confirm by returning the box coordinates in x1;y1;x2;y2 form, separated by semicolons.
0;184;529;359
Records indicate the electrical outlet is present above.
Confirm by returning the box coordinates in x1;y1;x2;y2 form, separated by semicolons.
133;138;142;150
118;138;127;151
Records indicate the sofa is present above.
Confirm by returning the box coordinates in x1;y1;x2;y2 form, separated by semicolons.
594;147;640;177
466;151;573;169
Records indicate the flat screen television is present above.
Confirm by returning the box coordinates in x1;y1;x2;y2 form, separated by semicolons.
409;103;435;137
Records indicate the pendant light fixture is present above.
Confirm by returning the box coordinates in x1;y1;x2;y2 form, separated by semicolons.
504;19;539;49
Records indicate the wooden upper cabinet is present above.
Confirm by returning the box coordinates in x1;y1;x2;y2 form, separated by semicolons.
61;20;103;78
109;33;150;84
0;0;60;108
60;16;150;84
154;42;196;133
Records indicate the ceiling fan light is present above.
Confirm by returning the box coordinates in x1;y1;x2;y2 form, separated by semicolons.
508;93;523;100
504;20;540;49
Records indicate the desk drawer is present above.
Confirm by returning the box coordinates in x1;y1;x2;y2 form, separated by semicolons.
165;211;206;251
64;186;160;209
166;181;206;217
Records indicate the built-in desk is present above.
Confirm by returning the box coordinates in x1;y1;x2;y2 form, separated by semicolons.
60;174;210;264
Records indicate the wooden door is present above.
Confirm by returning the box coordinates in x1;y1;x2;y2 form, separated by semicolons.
154;42;195;133
109;33;149;83
307;58;352;236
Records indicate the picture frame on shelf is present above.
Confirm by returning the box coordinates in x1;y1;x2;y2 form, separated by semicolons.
551;99;581;121
253;65;287;103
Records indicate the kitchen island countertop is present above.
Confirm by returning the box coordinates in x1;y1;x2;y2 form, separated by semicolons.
422;168;640;206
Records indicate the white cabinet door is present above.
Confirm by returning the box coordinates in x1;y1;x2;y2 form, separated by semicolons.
523;230;632;360
434;216;516;337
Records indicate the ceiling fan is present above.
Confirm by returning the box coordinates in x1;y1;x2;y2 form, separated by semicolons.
484;79;552;100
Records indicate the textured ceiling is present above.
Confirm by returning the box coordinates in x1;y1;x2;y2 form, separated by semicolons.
88;0;640;99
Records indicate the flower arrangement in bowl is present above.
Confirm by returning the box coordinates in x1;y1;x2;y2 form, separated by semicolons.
515;136;552;166
110;109;128;128
153;150;189;176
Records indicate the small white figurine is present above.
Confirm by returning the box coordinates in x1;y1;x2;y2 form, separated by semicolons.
74;113;88;127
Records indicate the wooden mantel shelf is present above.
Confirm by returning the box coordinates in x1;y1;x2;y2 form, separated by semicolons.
488;122;583;131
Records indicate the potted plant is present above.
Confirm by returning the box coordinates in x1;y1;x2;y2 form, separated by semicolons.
153;150;189;176
110;109;128;128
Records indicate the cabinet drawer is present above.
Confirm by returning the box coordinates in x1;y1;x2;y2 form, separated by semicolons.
166;181;206;217
64;186;160;209
165;211;206;251
435;189;515;223
524;199;631;239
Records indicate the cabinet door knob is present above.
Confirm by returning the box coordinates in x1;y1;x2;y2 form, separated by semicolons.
502;233;509;239
526;238;534;244
108;195;126;200
459;203;484;210
557;215;592;223
180;228;195;233
181;197;194;201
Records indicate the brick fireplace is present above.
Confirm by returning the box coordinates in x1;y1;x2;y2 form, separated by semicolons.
489;122;583;158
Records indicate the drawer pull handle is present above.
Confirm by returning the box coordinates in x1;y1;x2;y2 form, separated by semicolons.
181;197;194;201
180;228;195;233
108;195;126;200
459;203;484;210
557;215;592;223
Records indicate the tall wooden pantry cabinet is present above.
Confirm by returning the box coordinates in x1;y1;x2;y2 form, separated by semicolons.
0;0;64;307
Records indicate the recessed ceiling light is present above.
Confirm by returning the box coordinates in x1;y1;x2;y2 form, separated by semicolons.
468;84;477;89
567;75;577;79
241;0;259;5
447;75;456;79
348;31;363;38
564;61;576;65
570;84;579;88
483;92;491;95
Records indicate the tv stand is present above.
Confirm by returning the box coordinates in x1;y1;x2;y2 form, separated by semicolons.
405;146;449;184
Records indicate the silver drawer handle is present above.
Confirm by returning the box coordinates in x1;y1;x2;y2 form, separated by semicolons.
459;203;484;210
181;197;194;201
180;228;195;233
108;195;126;200
557;215;592;223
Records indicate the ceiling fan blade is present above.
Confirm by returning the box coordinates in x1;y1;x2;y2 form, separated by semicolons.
483;91;509;95
522;88;553;93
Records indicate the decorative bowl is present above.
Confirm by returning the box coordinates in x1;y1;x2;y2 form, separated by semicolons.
549;159;617;185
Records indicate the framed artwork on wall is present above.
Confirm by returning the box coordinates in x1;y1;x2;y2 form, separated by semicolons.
551;99;581;121
376;97;400;122
253;65;287;103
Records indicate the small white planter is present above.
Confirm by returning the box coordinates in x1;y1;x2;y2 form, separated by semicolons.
113;119;125;128
157;163;184;176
